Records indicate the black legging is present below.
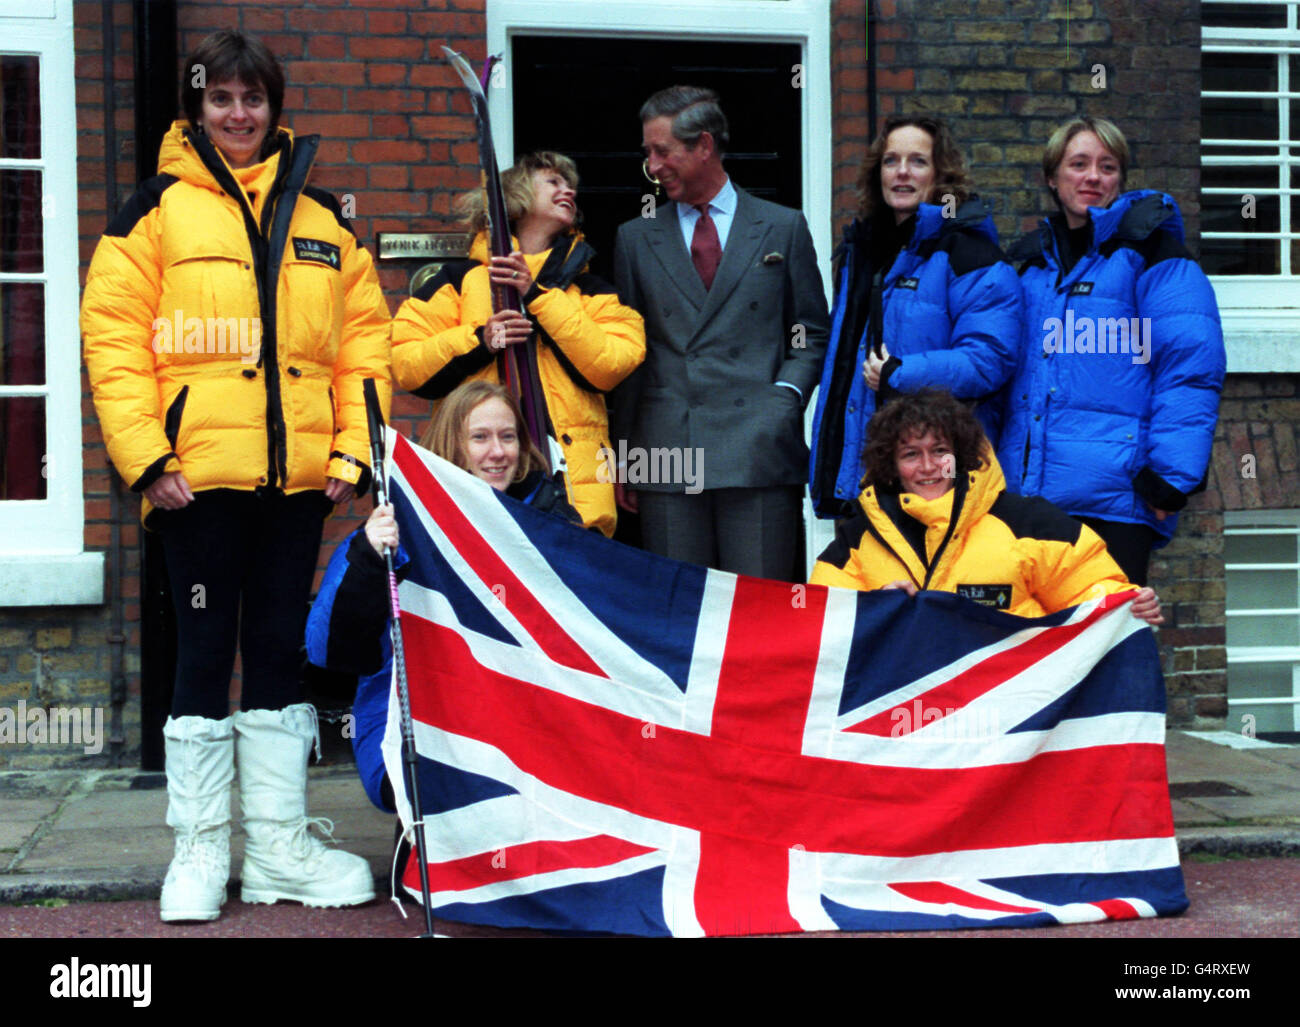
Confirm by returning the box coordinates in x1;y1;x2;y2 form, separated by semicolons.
156;488;329;720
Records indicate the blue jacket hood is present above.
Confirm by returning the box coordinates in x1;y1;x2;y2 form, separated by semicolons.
1012;190;1185;265
912;196;1000;248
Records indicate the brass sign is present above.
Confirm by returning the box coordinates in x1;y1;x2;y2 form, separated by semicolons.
376;232;468;261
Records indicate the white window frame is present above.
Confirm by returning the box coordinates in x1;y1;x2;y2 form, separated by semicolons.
1201;0;1300;372
0;0;102;604
1224;509;1300;732
487;0;835;575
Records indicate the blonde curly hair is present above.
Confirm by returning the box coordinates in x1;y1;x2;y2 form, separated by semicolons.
457;151;580;240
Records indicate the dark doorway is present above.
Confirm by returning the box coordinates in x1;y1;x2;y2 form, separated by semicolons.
511;36;805;283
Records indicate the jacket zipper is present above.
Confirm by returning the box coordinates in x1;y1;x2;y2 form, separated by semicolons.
189;128;319;492
862;502;924;591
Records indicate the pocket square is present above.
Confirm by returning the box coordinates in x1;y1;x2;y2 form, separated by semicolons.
762;252;784;265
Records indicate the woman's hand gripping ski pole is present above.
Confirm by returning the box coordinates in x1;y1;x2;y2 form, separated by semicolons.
363;378;438;938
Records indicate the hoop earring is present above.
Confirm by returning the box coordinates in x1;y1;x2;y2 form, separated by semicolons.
642;158;661;198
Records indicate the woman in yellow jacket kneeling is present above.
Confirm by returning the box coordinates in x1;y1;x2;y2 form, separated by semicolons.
810;390;1164;625
392;151;645;536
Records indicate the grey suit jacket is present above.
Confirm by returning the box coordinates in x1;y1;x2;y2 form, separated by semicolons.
612;185;829;492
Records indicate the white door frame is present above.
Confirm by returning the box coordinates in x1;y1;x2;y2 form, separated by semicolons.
486;0;836;573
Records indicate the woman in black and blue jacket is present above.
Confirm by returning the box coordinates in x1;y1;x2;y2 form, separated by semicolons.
995;117;1225;585
305;380;579;814
809;115;1021;519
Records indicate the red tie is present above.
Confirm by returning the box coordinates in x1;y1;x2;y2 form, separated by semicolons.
691;205;722;290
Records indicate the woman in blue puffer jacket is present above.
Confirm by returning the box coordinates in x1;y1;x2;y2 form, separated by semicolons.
809;115;1021;519
996;117;1225;585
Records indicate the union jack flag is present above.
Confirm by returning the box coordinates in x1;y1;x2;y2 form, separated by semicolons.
380;430;1188;936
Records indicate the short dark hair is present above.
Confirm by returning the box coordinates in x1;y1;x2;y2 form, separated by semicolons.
181;31;285;143
862;389;989;492
856;115;972;220
639;85;729;154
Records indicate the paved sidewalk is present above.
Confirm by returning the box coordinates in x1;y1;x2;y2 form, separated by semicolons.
1;730;1297;905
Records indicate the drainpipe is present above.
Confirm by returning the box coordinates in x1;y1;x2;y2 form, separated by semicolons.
131;0;178;771
101;0;126;767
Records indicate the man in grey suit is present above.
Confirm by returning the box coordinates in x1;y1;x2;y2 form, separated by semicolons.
612;85;829;581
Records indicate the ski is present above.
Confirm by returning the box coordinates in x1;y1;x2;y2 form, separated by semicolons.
441;46;560;473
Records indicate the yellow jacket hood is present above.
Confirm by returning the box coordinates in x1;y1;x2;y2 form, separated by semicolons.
811;453;1134;617
82;121;392;521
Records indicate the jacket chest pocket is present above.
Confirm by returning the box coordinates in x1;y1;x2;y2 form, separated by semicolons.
280;259;341;360
159;253;258;363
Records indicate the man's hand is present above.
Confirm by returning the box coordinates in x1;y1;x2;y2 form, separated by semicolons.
144;470;194;511
880;578;918;596
865;343;891;391
615;482;639;514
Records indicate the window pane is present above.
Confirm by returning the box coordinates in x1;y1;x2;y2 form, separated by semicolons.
1227;614;1300;647
0;56;40;160
1201;236;1278;274
0;169;43;273
1227;568;1300;610
1226;532;1298;564
1205;188;1280;232
1202;96;1278;142
1203;2;1289;29
0;283;44;386
1204;52;1277;94
0;396;46;500
1228;662;1297;733
1231;513;1300;533
1203;165;1281;192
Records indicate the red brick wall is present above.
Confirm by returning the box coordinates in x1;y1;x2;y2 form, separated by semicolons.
831;1;868;235
0;0;1254;768
6;1;492;768
865;0;1202;246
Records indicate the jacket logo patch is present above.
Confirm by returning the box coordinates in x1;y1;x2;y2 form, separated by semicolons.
895;277;920;290
292;237;340;269
956;584;1012;609
1069;281;1094;295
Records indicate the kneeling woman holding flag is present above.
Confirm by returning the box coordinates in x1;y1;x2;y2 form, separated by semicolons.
810;390;1163;625
306;381;580;819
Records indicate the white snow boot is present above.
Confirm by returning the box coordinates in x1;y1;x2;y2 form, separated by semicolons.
234;703;375;907
160;714;234;922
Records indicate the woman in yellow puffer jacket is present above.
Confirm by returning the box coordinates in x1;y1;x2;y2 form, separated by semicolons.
811;390;1164;625
392;151;645;536
81;31;389;925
